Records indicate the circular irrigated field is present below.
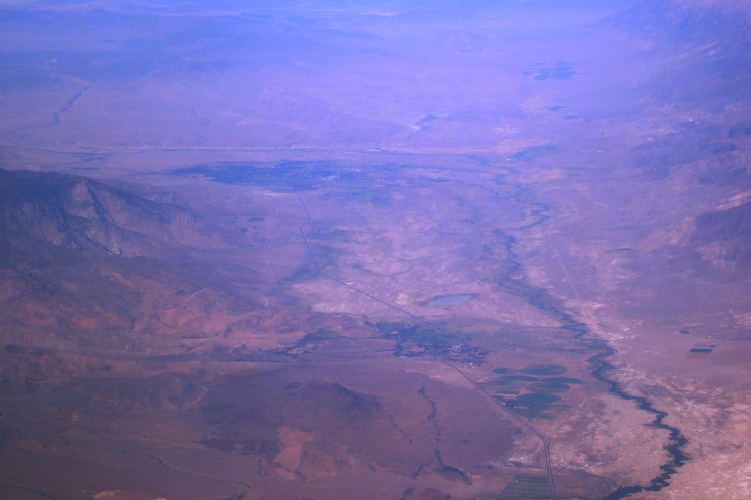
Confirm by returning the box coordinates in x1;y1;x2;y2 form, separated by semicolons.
520;364;567;376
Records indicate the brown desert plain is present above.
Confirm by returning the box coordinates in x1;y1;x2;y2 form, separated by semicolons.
1;0;751;499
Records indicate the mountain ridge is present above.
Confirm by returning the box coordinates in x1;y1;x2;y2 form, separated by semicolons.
0;167;231;257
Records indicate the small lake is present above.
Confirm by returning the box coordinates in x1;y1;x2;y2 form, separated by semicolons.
424;294;476;306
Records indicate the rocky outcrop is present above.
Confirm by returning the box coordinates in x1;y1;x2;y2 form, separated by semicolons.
691;201;751;270
0;168;226;257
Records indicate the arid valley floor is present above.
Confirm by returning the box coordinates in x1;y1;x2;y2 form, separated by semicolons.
2;1;751;499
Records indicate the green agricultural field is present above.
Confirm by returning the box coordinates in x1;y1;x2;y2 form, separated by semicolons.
501;374;539;381
519;364;567;376
541;377;583;384
526;381;570;393
494;472;551;500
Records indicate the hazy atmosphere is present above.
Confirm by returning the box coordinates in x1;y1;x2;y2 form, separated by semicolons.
1;1;751;499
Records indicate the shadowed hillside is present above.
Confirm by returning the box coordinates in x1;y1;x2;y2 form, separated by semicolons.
0;168;231;258
692;201;751;270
